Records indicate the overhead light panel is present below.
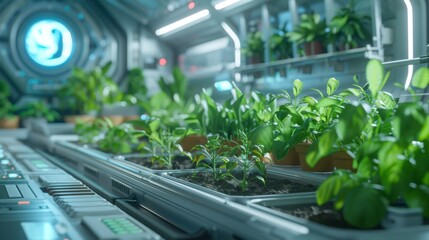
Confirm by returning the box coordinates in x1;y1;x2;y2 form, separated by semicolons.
155;9;210;36
403;0;414;90
215;0;243;10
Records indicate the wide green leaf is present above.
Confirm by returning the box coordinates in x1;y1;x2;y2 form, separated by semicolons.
411;67;429;89
327;78;339;96
378;142;405;199
249;125;275;152
293;79;303;97
375;91;396;110
316;173;351;205
316;97;340;109
343;186;387;229
404;185;429;218
306;131;337;168
418;117;429;141
335;104;367;143
392;102;426;146
366;59;384;97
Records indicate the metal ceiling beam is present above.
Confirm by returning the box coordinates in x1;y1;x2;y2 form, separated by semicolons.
102;0;149;25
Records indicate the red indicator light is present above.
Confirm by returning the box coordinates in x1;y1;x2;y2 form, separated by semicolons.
18;201;30;205
159;58;167;66
188;1;195;9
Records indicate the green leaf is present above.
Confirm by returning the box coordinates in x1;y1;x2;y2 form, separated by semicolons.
411;67;429;89
249;125;274;152
343;186;387;228
327;78;339;96
375;91;396;110
306;131;337;168
378;142;405;199
302;96;318;106
342;87;361;97
316;174;351;205
404;185;429;218
293;79;303;97
335;104;367;143
316;97;340;109
366;59;384;97
418;117;429;141
392;102;426;145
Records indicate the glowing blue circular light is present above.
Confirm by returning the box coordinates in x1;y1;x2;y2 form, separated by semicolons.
25;20;73;67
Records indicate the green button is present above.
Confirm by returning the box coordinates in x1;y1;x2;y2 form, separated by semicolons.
115;230;130;235
130;229;143;233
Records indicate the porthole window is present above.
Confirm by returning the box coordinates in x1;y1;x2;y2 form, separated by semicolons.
25;20;73;67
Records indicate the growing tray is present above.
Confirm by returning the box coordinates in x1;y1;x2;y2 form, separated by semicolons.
248;195;429;240
160;167;327;204
111;153;195;174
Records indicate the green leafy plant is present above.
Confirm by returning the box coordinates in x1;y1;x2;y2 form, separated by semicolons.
328;0;371;50
314;63;429;229
243;31;265;64
98;119;143;154
306;60;395;168
141;67;195;129
138;118;192;169
75;118;108;145
18;101;60;122
270;25;292;61
123;68;148;104
192;134;236;181
230;130;267;192
0;81;16;119
287;13;327;55
59;62;122;116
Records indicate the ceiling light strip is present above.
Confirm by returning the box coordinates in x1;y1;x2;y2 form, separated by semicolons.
155;9;210;36
403;0;414;89
221;22;241;68
215;0;242;10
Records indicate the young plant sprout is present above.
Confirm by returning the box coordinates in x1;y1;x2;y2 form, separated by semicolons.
138;118;192;169
192;134;236;181
230;130;267;192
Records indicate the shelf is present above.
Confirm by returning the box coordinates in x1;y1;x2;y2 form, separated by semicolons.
236;46;381;74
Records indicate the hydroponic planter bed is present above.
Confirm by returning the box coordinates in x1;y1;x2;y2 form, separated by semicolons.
248;195;429;240
161;167;326;204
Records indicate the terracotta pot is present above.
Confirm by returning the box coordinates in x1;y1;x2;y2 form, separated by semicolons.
0;116;20;129
64;115;96;124
102;115;124;125
304;41;325;56
331;151;354;171
271;147;300;166
122;115;140;122
295;143;334;172
179;135;208;152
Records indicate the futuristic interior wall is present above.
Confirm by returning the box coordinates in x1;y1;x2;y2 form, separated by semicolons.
0;0;128;100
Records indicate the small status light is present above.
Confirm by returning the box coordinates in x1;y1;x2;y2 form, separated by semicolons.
188;1;195;9
159;58;167;66
18;201;30;205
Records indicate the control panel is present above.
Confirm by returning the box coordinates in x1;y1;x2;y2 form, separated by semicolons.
0;141;162;240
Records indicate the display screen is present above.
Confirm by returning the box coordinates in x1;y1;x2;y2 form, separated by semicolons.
25;20;73;67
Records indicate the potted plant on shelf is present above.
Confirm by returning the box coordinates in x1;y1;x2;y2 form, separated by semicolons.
59;61;123;124
328;0;371;51
122;67;148;122
0;81;19;129
287;13;327;56
270;26;292;61
18;100;60;128
243;31;265;64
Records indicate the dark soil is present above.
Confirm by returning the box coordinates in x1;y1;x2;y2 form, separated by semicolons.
176;172;317;196
274;204;429;230
274;204;359;229
125;155;194;170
